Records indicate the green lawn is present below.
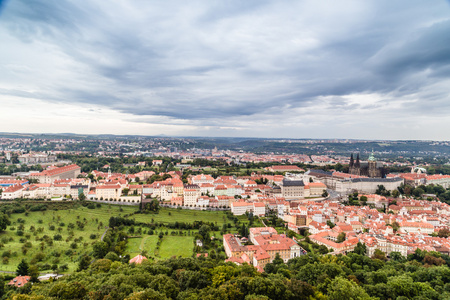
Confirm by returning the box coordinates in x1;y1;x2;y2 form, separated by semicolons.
129;208;231;227
0;204;138;273
0;204;250;273
159;236;194;259
126;235;159;258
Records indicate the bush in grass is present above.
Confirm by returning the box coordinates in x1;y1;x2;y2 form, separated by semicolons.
104;252;119;262
54;234;63;241
51;250;61;257
89;234;97;239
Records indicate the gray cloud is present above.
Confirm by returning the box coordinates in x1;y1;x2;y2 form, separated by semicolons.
1;0;450;138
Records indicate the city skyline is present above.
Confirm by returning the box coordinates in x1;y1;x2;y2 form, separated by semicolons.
1;1;450;140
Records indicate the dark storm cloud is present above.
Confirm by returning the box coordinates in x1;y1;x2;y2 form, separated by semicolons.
1;0;450;127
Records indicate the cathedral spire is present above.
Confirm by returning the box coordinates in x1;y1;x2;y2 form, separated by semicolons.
350;153;354;168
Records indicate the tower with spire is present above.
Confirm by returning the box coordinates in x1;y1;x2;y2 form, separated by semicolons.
368;150;378;178
348;150;383;178
349;153;361;176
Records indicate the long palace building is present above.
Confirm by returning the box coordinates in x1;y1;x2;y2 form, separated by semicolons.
29;164;81;184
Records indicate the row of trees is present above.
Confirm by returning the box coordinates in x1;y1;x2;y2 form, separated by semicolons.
4;246;450;300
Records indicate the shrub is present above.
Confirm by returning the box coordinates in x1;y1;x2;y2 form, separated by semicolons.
33;252;46;262
53;234;63;241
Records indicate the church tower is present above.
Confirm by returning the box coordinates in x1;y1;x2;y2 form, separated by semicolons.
349;153;361;176
368;150;378;178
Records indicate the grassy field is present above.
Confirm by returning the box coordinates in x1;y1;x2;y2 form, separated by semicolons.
0;204;138;273
159;236;194;259
129;208;232;226
126;235;159;258
0;203;251;273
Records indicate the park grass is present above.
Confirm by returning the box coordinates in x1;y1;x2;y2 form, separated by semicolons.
0;203;250;273
0;204;139;273
159;236;193;259
129;208;231;227
126;235;159;258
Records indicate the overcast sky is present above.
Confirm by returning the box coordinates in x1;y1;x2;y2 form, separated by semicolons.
1;0;450;140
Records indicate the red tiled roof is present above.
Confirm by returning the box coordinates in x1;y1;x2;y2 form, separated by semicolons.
8;276;30;287
129;255;147;264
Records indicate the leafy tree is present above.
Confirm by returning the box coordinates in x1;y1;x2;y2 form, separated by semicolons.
264;253;285;274
391;221;400;232
48;282;87;299
79;192;86;201
360;196;368;205
437;228;450;238
28;265;40;282
0;214;11;231
0;278;4;298
199;225;211;244
104;252;120;262
239;224;249;238
390;251;405;262
144;199;160;213
92;241;109;259
353;242;367;255
413;187;425;198
327;277;373;300
326;220;335;229
77;255;91;271
337;232;346;243
372;249;386;261
392;189;400;198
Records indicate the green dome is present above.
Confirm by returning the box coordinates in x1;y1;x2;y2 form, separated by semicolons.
368;150;376;161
